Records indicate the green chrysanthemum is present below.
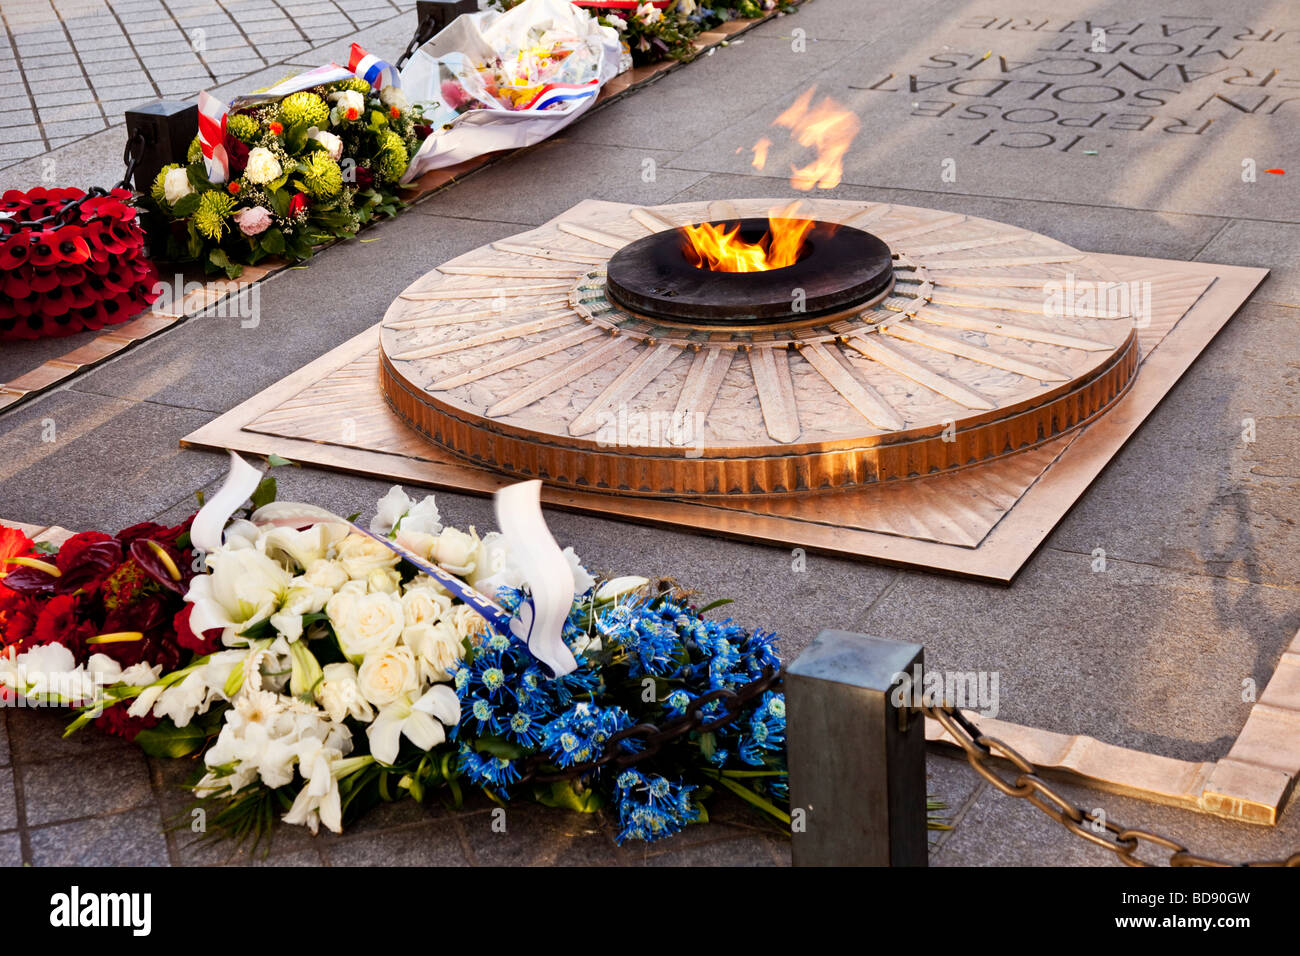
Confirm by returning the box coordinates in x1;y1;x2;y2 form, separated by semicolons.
187;134;203;163
301;152;343;198
225;112;259;143
150;163;182;208
278;91;329;128
335;78;372;95
374;130;408;184
193;190;236;240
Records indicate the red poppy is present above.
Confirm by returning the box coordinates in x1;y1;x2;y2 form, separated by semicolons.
28;269;62;294
0;233;30;269
27;230;64;267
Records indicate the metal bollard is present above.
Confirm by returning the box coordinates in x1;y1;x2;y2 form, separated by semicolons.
786;630;928;866
415;0;478;41
123;100;198;194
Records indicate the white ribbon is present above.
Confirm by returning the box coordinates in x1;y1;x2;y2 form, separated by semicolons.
190;451;264;554
495;480;577;677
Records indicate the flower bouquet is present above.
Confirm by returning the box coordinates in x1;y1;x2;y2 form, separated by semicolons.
0;454;788;846
0;186;159;341
145;47;431;279
400;0;623;178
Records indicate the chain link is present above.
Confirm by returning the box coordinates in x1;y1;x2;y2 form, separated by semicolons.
513;666;782;786
395;11;438;71
925;702;1300;867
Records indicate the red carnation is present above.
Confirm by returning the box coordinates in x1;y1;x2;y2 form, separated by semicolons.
56;530;115;572
31;593;91;658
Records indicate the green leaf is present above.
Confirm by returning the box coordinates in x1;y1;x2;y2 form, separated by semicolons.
698;598;734;615
133;719;208;758
345;511;361;523
260;227;285;255
170;192;200;217
268;189;290;218
533;780;603;813
250;475;277;510
285;122;309;153
266;453;294;468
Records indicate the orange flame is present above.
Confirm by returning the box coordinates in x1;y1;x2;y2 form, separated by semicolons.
754;87;861;191
681;202;814;273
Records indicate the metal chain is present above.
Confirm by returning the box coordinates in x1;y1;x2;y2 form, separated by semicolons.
395;11;438;71
1;131;146;233
926;702;1300;867
513;666;783;786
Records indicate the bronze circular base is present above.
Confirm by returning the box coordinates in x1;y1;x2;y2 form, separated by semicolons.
378;199;1141;498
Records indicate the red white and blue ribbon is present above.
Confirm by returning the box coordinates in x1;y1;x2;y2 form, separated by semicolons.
519;80;600;112
196;90;230;185
347;43;400;91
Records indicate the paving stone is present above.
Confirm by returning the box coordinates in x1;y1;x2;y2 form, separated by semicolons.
641;829;784;866
933;762;1300;866
1052;302;1300;588
0;768;16;831
862;550;1300;764
323;823;468;865
28;807;171;866
416;140;711;226
0;713;9;767
670;0;1300;221
925;750;984;851
1198;220;1300;308
456;801;617;866
0;391;227;531
0;833;22;866
22;751;154;826
6;708;134;764
69;213;524;413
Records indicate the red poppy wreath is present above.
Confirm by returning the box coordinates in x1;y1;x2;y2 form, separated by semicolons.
0;186;159;342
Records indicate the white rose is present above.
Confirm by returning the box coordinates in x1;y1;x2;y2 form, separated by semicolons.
366;567;401;594
331;89;366;121
302;558;349;592
327;590;403;663
163;167;194;204
315;661;374;723
404;619;463;683
444;603;488;644
308;126;344;161
357;646;419;707
244;146;283;184
379;86;409;112
401;586;453;628
430;527;479;576
337;532;401;579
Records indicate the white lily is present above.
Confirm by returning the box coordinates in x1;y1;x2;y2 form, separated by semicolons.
366;684;460;765
186;547;292;645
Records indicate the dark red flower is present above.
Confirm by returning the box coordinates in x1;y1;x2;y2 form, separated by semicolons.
288;192;309;216
223;132;250;176
354;166;375;189
174;603;220;656
31;593;91;658
414;124;434;140
0;233;30;270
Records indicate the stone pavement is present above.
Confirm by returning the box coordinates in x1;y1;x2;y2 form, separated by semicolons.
1;0;1299;865
0;0;417;170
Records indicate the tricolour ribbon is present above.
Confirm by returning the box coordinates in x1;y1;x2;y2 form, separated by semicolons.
347;43;400;91
196;90;230;185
